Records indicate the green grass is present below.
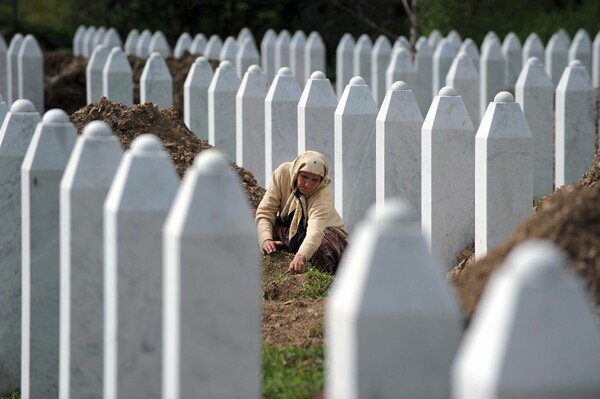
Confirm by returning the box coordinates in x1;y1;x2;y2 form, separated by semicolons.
0;390;19;399
3;346;325;399
262;344;325;399
298;268;334;299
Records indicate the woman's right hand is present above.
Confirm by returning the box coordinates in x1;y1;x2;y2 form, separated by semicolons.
262;239;283;254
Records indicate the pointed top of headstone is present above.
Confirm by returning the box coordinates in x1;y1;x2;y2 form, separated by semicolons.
42;108;69;123
349;76;366;85
193;148;230;174
277;67;293;76
248;64;262;74
11;99;36;112
390;81;410;91
130;133;163;154
219;60;234;70
310;71;326;79
494;91;514;102
83;120;112;137
439;86;458;96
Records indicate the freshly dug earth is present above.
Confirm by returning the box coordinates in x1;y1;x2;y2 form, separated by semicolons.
449;88;600;323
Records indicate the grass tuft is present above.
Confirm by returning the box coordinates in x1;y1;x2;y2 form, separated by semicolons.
262;344;324;399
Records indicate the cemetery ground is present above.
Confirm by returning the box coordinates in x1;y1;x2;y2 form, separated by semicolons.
17;48;600;398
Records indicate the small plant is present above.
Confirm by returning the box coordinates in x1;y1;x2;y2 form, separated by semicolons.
297;267;334;299
262;344;324;399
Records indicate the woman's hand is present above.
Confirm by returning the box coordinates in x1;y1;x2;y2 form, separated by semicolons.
262;239;283;254
287;254;307;274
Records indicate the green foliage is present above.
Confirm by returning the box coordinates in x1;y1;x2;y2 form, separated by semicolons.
262;344;324;399
0;389;20;399
299;267;334;299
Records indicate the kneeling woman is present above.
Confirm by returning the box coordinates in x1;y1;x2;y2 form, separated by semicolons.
255;151;348;274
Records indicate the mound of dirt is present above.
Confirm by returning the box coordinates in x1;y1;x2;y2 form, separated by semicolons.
70;97;265;208
44;50;87;114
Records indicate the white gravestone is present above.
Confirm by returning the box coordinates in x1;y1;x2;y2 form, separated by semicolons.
290;30;306;87
82;26;96;57
515;57;554;198
135;29;152;58
236;65;269;187
475;92;532;259
219;36;238;63
204;34;222;60
184;56;214;140
452;240;600;399
7;33;23;105
162;149;260;399
393;36;410;52
422;86;475;270
73;25;86;57
264;67;301;183
432;38;457;98
568;31;592;73
0;100;40;396
371;35;391;105
415;37;433;114
502;32;522;91
459;38;480;72
104;135;178;399
21;110;77;399
555;59;595;187
522;33;544;67
237;27;254;45
208;60;240;161
123;29;139;56
103;47;133;106
376;81;423;215
59;121;122;399
480;37;506;118
86;44;109;104
92;27;106;51
298;71;337;184
447;52;480;128
140;52;173;109
593;31;600;87
103;28;122;51
353;34;373;88
136;29;152;58
447;30;462;48
148;31;171;58
236;38;260;80
275;30;291;70
545;33;569;88
327;200;462;399
190;33;207;55
428;30;442;50
336;33;355;98
334;76;378;231
386;48;417;95
482;31;500;51
18;35;44;113
174;32;192;59
0;35;7;101
305;31;326;83
260;29;277;81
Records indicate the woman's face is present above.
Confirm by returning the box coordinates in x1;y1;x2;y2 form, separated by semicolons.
297;171;322;196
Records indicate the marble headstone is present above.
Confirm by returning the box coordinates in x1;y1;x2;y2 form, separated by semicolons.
140;52;173;109
86;44;109;104
183;56;214;140
336;34;355;98
103;47;133;106
260;29;277;81
208;60;240;161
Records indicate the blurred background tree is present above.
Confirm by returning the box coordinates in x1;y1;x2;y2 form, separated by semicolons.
1;0;599;60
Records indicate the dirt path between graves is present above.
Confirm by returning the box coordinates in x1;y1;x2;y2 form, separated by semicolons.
45;50;600;348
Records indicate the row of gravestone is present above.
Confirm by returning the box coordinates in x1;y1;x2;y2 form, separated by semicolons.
0;33;44;112
74;25;327;86
0;98;599;398
328;198;600;398
178;54;592;259
0;100;260;399
87;38;594;198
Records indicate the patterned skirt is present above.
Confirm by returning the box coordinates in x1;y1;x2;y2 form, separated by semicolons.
273;224;348;274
